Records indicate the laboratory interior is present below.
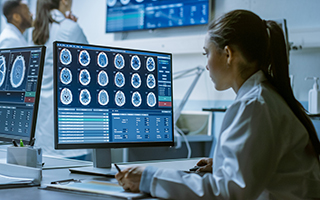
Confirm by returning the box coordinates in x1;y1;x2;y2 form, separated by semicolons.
0;0;320;199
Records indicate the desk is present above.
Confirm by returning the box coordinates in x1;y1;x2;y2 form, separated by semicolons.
0;158;200;199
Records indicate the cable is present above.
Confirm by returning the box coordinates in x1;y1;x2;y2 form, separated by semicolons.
175;125;192;159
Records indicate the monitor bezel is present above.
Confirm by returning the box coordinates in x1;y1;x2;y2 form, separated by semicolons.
0;45;46;144
53;41;174;150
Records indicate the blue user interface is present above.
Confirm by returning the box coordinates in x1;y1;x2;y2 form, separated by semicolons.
55;42;173;146
106;0;210;32
0;46;44;142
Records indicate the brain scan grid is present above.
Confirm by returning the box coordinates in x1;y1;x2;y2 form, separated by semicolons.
0;56;6;87
56;42;173;145
10;55;26;88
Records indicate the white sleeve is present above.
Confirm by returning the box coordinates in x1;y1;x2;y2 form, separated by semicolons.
144;99;280;199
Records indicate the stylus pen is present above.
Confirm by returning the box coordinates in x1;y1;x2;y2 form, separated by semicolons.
114;163;121;173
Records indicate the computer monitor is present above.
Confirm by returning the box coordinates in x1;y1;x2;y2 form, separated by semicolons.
53;41;173;172
0;46;46;144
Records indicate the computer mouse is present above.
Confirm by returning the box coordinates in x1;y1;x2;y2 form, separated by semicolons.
189;166;201;171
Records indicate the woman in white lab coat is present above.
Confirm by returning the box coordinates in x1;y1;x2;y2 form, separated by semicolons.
32;0;89;159
115;10;320;199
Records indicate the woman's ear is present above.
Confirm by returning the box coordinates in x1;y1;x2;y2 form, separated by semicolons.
224;45;234;66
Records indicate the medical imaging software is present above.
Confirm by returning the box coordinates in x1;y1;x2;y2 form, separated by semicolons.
0;46;44;142
55;42;173;147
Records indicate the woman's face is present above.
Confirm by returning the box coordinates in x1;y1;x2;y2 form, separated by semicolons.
203;33;232;91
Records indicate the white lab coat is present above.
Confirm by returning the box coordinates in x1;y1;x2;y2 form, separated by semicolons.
34;9;89;158
0;23;28;48
140;71;320;199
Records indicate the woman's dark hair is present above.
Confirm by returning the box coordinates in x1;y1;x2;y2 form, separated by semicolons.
2;0;21;23
32;0;60;45
207;9;320;157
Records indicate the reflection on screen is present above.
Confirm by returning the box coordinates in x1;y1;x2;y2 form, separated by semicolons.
55;42;173;148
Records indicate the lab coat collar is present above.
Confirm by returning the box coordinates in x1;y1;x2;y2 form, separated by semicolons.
50;9;65;23
6;23;24;38
236;70;267;100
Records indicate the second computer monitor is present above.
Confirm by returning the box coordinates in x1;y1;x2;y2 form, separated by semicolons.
54;41;174;150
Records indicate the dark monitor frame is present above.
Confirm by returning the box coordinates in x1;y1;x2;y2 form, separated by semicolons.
0;46;46;144
53;41;174;169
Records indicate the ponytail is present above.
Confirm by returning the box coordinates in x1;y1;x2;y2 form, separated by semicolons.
32;0;59;45
263;21;320;156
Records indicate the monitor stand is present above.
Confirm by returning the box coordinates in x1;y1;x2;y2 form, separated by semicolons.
69;148;117;177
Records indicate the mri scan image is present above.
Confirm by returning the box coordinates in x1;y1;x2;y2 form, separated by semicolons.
131;91;142;107
146;57;155;72
115;90;125;107
98;70;109;87
60;48;72;65
98;89;109;106
131;55;141;70
79;69;91;86
131;73;141;89
114;72;125;88
60;88;73;105
146;74;156;89
79;50;90;66
0;55;6;87
10;55;25;88
114;54;125;69
79;89;91;106
147;92;156;107
97;52;108;68
60;67;72;85
107;0;117;7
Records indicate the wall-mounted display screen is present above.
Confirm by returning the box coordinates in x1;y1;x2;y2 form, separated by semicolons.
106;0;210;33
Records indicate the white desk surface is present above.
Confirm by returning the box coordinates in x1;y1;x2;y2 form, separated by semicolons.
0;156;203;199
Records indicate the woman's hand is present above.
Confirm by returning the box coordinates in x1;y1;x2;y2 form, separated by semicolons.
65;11;78;22
196;158;213;172
115;166;146;193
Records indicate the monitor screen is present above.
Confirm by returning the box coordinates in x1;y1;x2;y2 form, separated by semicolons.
0;46;45;143
106;0;211;33
54;41;174;150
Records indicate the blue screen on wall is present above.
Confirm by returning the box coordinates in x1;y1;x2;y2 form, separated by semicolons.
106;0;210;33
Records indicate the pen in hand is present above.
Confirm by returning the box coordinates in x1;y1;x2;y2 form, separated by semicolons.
114;163;121;173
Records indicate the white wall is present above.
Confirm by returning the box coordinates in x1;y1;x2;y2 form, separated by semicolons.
72;0;320;109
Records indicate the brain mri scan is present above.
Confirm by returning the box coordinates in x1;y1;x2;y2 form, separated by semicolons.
98;70;109;87
60;67;72;85
79;50;90;66
60;48;72;65
79;89;91;105
0;56;6;87
10;55;25;88
98;89;109;106
114;54;125;69
146;74;156;89
97;52;108;68
114;72;125;88
131;55;141;70
146;57;155;72
147;92;156;107
131;73;141;89
60;88;73;105
115;90;125;107
131;91;142;107
79;69;91;86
